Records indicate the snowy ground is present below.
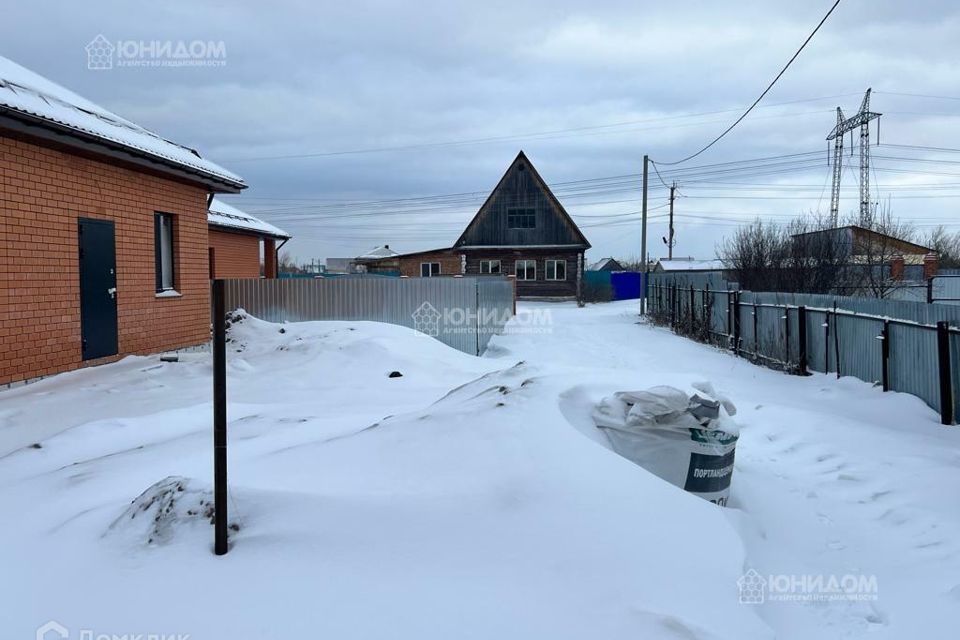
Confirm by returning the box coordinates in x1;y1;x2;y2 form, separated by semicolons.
1;301;958;639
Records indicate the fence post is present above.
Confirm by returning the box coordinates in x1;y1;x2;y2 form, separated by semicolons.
834;303;841;380
824;310;831;375
881;320;890;392
732;292;741;356
936;321;954;425
752;301;759;360
689;285;695;335
927;277;934;304
669;282;677;331
797;305;808;375
475;280;481;356
211;279;229;556
702;287;709;342
784;305;791;368
726;292;733;348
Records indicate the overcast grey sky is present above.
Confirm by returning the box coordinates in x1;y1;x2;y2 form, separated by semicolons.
4;0;960;263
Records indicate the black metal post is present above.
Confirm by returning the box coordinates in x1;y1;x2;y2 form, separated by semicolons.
824;310;830;375
784;306;791;368
212;279;229;555
732;292;741;356
726;292;733;348
702;287;709;341
689;285;695;335
670;284;676;328
833;302;841;380
797;306;808;375
880;320;890;392
752;301;759;360
927;277;934;304
936;321;954;425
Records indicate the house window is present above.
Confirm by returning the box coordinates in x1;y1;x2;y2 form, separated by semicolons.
154;213;175;292
480;259;501;274
420;262;441;277
546;259;566;281
516;259;536;281
507;208;536;229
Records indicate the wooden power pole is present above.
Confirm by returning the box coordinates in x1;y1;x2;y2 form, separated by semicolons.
641;155;649;314
667;183;676;260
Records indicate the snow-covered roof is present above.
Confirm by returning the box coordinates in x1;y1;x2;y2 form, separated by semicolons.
588;257;622;271
656;259;725;272
357;245;399;259
208;198;290;239
0;55;244;189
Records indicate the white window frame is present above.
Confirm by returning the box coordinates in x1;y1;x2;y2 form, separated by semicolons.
545;259;566;281
420;262;441;277
155;212;175;292
480;259;501;274
515;259;536;281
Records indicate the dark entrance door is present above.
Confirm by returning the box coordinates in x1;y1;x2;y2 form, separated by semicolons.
78;218;118;360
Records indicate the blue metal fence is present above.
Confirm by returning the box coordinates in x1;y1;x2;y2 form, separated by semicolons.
584;271;645;301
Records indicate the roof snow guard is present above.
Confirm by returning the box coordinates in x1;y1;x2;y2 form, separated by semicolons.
0;56;244;192
208;198;289;239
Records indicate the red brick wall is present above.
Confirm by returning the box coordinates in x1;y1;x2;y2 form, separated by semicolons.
397;251;463;277
0;134;213;386
263;238;277;278
209;228;261;279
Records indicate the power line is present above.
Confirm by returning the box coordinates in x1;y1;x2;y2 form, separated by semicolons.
875;91;960;102
654;0;843;166
221;98;851;164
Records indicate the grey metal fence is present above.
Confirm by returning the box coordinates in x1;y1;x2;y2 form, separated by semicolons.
649;273;960;424
220;276;514;356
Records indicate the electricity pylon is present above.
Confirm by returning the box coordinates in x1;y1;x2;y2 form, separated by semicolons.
826;88;881;227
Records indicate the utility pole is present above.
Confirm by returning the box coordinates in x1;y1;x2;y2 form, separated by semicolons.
666;183;676;260
640;155;649;314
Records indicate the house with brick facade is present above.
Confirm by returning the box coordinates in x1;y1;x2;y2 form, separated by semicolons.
363;152;591;300
208;198;290;279
0;56;245;387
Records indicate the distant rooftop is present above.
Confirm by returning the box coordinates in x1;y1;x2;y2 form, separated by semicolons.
656;258;725;272
357;245;399;260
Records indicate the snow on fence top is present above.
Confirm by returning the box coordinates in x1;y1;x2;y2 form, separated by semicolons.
0;55;244;187
208;198;289;239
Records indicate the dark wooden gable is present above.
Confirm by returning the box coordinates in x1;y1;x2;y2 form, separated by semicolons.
454;151;591;249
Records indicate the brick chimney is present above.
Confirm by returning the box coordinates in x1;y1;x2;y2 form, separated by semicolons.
924;252;939;280
890;254;905;281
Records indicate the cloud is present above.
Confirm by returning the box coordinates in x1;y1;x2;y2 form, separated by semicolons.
2;0;960;261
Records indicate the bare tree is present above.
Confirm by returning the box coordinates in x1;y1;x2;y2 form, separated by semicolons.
719;212;861;295
278;251;305;274
718;219;787;291
614;255;645;272
842;204;916;298
781;212;848;294
926;225;960;269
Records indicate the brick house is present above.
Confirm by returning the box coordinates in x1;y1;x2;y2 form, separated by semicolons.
0;56;244;386
364;152;591;300
208;198;290;279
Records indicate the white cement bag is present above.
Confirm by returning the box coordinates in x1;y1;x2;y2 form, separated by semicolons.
592;383;738;506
